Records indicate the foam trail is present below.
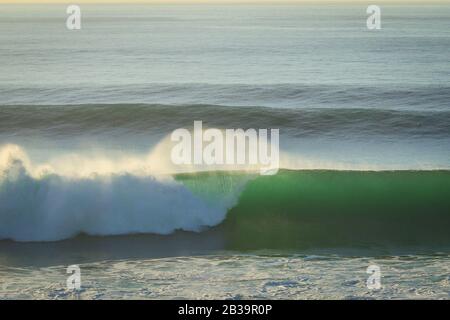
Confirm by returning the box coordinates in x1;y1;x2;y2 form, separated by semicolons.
1;139;448;242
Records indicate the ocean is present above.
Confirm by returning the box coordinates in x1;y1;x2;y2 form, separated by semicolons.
0;4;449;299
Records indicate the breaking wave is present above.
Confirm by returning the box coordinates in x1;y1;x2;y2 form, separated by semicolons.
1;144;450;246
0;145;240;241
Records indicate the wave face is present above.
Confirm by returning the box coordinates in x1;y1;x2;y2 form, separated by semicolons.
176;170;450;250
0;146;240;242
214;170;450;250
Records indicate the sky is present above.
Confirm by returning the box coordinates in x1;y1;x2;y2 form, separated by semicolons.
1;0;449;4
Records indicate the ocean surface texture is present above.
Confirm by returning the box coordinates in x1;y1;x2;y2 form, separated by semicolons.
0;4;449;299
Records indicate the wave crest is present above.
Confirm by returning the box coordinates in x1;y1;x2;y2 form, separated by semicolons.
0;145;235;242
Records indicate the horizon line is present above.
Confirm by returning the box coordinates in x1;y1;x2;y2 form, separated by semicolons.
1;0;450;5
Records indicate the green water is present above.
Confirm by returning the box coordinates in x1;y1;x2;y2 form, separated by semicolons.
178;170;450;250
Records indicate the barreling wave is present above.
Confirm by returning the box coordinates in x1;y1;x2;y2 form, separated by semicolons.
1;144;450;247
0;145;242;242
212;170;450;250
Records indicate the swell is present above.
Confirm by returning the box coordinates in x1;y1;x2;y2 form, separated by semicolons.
1;145;450;245
213;170;450;250
2;84;450;110
1;104;450;139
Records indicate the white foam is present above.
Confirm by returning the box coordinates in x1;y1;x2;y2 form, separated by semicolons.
0;145;235;242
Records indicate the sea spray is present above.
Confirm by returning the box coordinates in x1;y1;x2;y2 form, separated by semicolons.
0;145;240;241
